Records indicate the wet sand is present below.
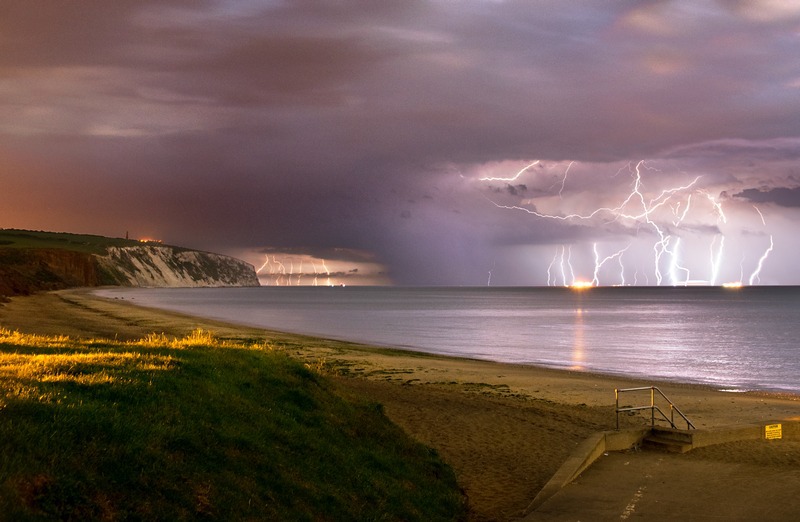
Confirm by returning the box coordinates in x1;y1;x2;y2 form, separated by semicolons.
2;289;800;521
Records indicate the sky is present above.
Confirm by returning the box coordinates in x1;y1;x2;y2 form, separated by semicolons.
2;0;800;286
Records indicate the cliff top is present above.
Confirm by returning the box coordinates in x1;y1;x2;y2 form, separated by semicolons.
0;229;170;255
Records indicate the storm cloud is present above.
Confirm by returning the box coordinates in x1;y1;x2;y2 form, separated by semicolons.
2;1;800;285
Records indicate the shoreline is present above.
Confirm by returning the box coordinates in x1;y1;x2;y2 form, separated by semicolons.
2;287;799;416
92;285;800;397
3;288;800;520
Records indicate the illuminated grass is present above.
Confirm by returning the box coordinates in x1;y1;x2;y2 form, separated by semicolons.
0;329;465;520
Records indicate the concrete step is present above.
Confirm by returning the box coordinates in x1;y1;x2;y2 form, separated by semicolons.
643;435;692;453
651;427;694;443
642;430;692;453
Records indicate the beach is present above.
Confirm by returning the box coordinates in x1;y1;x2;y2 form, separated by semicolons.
3;289;800;521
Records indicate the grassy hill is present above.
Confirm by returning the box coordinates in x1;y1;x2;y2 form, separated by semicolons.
0;329;466;520
0;229;149;255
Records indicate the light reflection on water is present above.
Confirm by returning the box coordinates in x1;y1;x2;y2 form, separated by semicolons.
571;307;585;371
97;286;800;394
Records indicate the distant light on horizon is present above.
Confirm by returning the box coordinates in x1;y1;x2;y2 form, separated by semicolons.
722;281;744;288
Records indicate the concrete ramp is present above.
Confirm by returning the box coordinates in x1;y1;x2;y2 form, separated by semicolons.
523;421;800;521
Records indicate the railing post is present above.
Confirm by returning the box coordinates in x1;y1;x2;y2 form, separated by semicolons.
650;387;655;427
615;388;619;430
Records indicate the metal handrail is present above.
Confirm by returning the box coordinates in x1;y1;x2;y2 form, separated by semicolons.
615;386;696;431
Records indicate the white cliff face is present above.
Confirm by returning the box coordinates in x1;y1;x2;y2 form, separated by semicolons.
98;246;259;288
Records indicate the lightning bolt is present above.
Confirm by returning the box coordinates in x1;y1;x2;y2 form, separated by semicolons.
709;235;725;286
754;205;766;226
546;161;575;199
272;256;287;285
321;259;332;286
748;206;773;286
479;160;540;181
566;245;575;286
667;237;692;286
592;243;629;286
704;192;727;224
549;245;571;286
256;255;271;275
616;251;626;286
670;195;692;226
311;261;319;286
546;250;558;286
749;236;774;285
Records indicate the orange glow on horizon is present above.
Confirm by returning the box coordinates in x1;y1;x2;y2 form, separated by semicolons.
570;281;594;290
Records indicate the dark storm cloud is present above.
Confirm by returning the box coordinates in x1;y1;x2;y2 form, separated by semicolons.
735;187;800;208
3;1;800;285
666;139;800;164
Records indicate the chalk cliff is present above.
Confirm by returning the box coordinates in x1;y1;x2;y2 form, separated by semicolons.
97;245;259;288
0;241;259;297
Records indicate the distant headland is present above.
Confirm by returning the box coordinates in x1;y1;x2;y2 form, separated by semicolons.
0;229;259;297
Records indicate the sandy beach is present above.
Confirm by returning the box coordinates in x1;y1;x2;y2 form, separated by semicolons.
3;289;800;521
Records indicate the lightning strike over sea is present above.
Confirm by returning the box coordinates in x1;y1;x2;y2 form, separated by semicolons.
748;207;774;286
478;159;778;287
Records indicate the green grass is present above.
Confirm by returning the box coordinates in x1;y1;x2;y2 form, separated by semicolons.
0;329;465;521
0;229;151;255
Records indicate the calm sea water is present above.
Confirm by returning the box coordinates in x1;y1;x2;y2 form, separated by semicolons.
96;286;800;394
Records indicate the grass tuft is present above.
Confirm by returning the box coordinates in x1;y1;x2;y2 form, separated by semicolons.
0;329;465;520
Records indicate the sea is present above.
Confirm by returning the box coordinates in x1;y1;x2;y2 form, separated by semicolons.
95;286;800;394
